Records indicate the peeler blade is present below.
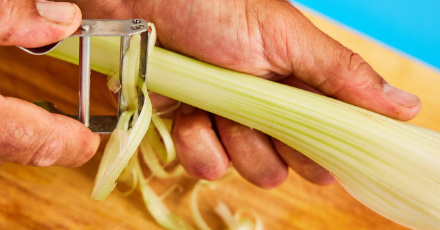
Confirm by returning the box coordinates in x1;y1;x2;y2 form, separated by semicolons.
34;101;118;134
25;19;150;134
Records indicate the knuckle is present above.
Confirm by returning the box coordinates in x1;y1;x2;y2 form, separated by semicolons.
27;117;66;167
29;137;64;167
175;122;207;140
240;155;288;189
317;50;372;97
26;115;66;167
343;52;379;93
223;123;254;142
30;124;95;168
347;52;370;76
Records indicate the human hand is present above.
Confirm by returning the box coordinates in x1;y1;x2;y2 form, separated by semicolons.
71;0;420;188
0;0;100;167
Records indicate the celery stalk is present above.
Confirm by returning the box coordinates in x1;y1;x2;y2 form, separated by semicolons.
49;36;440;229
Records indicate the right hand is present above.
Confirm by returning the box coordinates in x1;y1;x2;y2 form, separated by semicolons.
0;0;100;167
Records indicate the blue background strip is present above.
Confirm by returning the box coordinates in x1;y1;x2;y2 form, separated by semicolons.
291;0;440;69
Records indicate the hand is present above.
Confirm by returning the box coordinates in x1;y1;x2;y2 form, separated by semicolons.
72;0;422;188
0;0;100;167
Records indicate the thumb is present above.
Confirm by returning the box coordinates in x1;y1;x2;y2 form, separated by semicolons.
0;0;82;47
264;4;421;121
0;96;100;167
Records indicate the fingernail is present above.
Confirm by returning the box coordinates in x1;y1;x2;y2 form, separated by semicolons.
181;104;196;115
36;1;77;24
383;83;420;107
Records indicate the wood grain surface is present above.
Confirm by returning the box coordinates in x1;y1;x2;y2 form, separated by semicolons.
0;7;439;230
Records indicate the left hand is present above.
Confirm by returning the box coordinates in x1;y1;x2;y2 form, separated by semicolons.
69;0;421;189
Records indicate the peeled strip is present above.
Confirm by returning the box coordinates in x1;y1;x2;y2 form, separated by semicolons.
91;33;154;200
91;82;152;200
161;118;173;132
214;202;256;230
233;209;264;230
116;110;135;130
107;73;120;93
118;169;138;196
190;181;212;230
191;182;262;230
151;113;176;162
139;135;185;179
118;149;139;182
134;161;195;230
122;35;140;110
95;130;125;182
214;201;235;228
190;170;255;230
146;124;169;162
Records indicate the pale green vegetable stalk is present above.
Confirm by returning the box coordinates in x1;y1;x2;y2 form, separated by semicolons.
49;30;440;229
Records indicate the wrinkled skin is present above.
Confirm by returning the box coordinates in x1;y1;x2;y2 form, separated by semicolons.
0;0;421;188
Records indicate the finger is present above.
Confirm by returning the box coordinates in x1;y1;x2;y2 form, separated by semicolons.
172;104;229;180
149;91;177;112
0;96;100;167
214;116;288;189
0;0;82;47
259;2;420;121
271;138;335;185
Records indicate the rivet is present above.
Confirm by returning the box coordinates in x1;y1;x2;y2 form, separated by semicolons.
81;25;90;31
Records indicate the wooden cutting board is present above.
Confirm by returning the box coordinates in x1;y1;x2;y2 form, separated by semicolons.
0;8;439;230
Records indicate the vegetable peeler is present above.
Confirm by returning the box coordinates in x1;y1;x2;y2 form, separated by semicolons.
20;19;150;134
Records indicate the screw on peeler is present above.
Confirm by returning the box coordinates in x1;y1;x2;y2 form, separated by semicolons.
20;19;150;134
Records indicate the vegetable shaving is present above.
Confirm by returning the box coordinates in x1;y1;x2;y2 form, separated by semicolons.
190;170;262;230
